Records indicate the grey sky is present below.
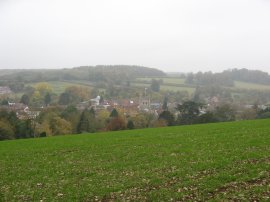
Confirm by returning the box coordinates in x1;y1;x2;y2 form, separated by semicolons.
0;0;270;73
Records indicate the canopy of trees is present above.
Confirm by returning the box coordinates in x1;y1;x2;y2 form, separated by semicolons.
0;65;166;85
185;68;270;86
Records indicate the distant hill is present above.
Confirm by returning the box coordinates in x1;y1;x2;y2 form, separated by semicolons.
0;65;166;84
68;65;166;82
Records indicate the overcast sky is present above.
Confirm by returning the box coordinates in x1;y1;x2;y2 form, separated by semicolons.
0;0;270;73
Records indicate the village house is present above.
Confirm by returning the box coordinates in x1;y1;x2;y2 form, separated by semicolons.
118;99;139;116
17;107;41;120
8;102;27;111
0;86;12;95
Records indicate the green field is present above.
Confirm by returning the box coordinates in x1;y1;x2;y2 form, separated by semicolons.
136;77;186;85
1;120;270;201
135;77;196;94
27;81;94;95
135;77;270;93
160;85;195;94
132;82;195;94
234;81;270;91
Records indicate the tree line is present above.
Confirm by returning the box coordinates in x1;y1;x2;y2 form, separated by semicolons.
185;68;270;86
2;100;270;141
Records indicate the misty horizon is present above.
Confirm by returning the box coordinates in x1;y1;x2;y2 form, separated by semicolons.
1;0;270;73
1;65;270;75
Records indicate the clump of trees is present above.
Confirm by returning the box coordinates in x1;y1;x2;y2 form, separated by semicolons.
185;68;270;87
0;110;34;140
150;79;163;92
185;72;234;87
156;101;238;126
224;68;270;85
59;86;91;105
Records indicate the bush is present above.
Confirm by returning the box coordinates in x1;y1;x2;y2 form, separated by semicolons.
107;117;126;131
0;121;15;140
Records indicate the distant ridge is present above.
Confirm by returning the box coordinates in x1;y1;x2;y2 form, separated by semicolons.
0;65;166;83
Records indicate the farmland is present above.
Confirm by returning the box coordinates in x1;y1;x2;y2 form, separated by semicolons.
136;77;186;85
1;119;270;201
21;76;270;98
234;81;270;91
132;82;195;94
134;76;270;95
134;77;195;94
27;81;94;95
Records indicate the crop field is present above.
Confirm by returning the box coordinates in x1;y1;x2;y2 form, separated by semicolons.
27;81;93;95
160;85;195;94
132;82;195;94
234;81;270;91
1;119;270;201
136;77;186;85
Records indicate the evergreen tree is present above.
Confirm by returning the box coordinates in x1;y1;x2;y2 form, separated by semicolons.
177;101;203;125
127;120;134;129
1;99;9;105
162;96;168;111
158;111;175;126
110;108;119;118
44;92;51;106
77;109;90;133
150;79;160;92
59;92;70;105
20;94;30;105
77;108;96;133
15;119;34;139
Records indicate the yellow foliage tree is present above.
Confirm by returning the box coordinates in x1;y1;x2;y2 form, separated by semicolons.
50;117;72;135
132;114;148;129
36;121;52;137
35;82;52;96
96;109;110;131
32;90;42;103
65;86;91;102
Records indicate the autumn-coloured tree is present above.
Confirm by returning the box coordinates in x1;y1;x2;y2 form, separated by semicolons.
61;105;80;133
50;117;72;135
0;120;15;140
132;114;148;129
34;82;52;104
65;86;91;103
151;119;168;128
36;121;52;137
35;82;52;95
95;109;110;131
106;117;126;131
58;86;91;105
